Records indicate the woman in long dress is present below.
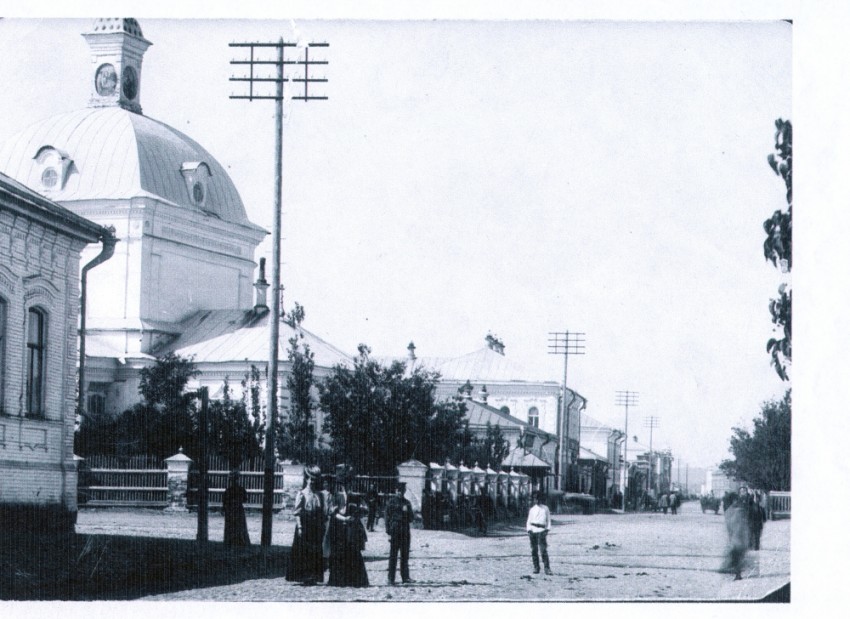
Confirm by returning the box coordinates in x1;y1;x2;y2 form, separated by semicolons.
222;471;251;547
326;465;369;587
286;465;327;584
720;488;750;580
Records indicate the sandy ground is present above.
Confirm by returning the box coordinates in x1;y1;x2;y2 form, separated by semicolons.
75;499;789;602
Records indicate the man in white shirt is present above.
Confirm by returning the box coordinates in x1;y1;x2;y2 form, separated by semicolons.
526;491;552;575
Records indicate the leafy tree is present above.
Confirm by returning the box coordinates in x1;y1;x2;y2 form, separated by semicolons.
764;118;792;381
278;303;319;463
451;421;509;470
99;353;202;460
208;377;262;469
319;344;466;474
719;390;791;491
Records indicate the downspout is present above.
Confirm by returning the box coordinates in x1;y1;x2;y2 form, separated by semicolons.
77;228;117;421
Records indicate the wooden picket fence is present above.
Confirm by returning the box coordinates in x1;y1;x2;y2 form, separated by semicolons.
187;456;286;511
78;455;168;508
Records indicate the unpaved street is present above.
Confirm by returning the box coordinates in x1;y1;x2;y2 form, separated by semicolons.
76;500;789;602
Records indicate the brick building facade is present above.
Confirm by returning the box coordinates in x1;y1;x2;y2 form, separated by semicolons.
0;171;112;531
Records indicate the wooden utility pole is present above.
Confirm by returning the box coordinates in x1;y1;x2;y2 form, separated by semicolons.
196;386;209;542
615;390;638;509
229;38;329;547
548;331;585;491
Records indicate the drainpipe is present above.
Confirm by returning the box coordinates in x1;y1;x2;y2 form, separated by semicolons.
77;228;117;421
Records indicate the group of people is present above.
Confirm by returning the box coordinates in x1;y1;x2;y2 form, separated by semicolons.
284;465;414;587
658;491;680;515
720;485;768;580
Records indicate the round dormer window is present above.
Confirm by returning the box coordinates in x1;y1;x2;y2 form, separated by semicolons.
41;167;59;189
192;181;205;204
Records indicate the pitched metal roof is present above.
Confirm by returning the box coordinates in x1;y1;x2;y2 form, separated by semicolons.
0;107;264;232
0;170;107;242
155;309;352;369
502;447;550;469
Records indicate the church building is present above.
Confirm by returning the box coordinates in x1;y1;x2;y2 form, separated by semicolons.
0;19;351;425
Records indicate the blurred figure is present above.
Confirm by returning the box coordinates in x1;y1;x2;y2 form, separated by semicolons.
670;492;679;515
660;492;669;515
222;470;251;547
720;489;750;580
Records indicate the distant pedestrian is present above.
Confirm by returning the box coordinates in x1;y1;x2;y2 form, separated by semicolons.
327;464;369;587
660;493;669;515
670;492;679;515
286;465;326;585
366;484;379;532
385;481;414;584
222;470;251;547
526;491;552;575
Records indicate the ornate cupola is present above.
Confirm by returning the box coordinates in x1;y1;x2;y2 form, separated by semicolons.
82;18;152;114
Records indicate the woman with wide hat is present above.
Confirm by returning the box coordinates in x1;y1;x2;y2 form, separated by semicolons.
326;464;369;587
286;465;327;585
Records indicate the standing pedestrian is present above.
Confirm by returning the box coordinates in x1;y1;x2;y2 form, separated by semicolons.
660;492;669;515
326;464;369;588
670;492;679;515
222;470;251;547
385;481;414;585
366;483;379;532
526;491;552;575
286;465;326;585
748;489;767;550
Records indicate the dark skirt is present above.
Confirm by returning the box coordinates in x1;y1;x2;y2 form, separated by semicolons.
326;519;369;587
327;547;369;587
223;506;251;547
286;514;325;583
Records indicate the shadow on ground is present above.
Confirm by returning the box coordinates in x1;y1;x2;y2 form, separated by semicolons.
1;531;288;600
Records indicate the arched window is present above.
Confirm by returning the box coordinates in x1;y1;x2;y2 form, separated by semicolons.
528;406;540;428
500;406;511;416
0;297;6;414
26;307;47;417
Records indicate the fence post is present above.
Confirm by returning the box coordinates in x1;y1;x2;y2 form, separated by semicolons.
280;462;306;513
164;449;193;512
397;459;428;516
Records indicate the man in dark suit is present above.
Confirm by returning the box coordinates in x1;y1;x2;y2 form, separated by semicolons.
385;481;414;585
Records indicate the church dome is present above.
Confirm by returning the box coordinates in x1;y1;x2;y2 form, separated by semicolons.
0;107;261;230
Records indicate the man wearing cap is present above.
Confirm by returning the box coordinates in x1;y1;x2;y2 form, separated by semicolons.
526;491;552;575
385;481;414;585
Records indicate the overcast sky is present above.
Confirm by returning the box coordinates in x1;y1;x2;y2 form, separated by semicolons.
0;15;792;468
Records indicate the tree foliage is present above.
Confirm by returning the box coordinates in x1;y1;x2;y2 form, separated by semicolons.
719;390;791;491
277;304;321;463
319;344;467;474
208;377;263;469
764;118;792;381
451;421;510;470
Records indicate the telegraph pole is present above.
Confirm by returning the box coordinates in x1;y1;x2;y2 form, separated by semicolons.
644;416;660;495
548;331;585;491
615;390;638;509
196;387;209;543
229;38;329;547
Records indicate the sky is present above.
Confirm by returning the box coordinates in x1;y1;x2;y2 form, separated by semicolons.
0;13;791;470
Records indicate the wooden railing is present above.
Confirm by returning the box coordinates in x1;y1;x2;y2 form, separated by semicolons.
767;491;791;520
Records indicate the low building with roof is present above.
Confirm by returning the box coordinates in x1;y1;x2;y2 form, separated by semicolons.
385;336;583;490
